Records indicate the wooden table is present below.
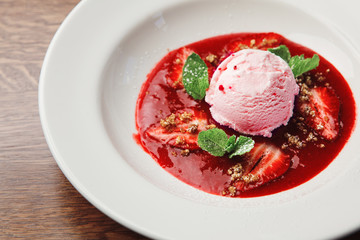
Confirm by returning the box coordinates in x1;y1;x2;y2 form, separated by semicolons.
0;0;358;239
0;0;148;239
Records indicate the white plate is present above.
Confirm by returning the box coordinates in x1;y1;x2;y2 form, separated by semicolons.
39;0;360;239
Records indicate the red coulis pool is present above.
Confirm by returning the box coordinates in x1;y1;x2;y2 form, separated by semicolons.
135;32;356;198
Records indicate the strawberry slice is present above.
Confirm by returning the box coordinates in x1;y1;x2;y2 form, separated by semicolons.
145;109;209;149
297;87;340;140
166;48;193;89
236;143;290;191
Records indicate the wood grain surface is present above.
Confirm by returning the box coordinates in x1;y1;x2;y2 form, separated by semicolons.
0;0;148;239
0;0;358;239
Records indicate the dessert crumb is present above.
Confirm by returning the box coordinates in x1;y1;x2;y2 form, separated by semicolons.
318;143;325;148
306;132;318;142
237;43;249;50
228;186;237;197
250;39;256;47
299;82;312;102
175;136;186;145
285;133;306;149
187;123;198;133
259;38;277;47
171;151;178;157
316;124;324;130
160;113;177;131
227;163;244;181
241;173;259;184
281;143;289;150
315;72;326;82
206;53;218;63
179;111;192;122
181;149;190;156
206;124;216;129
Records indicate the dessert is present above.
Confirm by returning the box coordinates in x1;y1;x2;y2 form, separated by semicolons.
205;49;299;137
134;32;356;198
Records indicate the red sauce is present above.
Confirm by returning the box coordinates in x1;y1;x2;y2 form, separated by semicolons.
135;32;357;198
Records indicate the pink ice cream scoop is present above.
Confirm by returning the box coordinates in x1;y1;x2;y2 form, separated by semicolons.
205;49;299;137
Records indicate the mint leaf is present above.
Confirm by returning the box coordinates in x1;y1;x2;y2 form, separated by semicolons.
182;53;209;100
198;128;255;158
224;135;236;153
268;45;291;63
289;54;320;77
268;45;320;77
229;136;255;158
198;128;228;156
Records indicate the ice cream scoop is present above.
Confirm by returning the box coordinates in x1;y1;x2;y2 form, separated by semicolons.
205;49;299;137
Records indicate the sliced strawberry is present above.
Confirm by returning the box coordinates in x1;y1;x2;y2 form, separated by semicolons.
166;48;193;89
145;109;209;149
236;143;290;191
297;87;340;140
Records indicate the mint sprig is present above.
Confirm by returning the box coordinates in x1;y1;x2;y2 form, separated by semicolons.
228;135;255;158
268;45;291;63
268;45;320;77
182;53;209;100
289;54;320;77
198;128;255;158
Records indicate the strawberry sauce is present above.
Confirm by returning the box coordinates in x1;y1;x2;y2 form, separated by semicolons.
135;32;356;198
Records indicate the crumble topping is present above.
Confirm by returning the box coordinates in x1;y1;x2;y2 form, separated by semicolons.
181;149;190;156
178;112;193;122
224;163;261;197
237;43;249;50
296;122;308;134
187;123;198;133
206;124;216;129
315;72;326;82
298;82;312;102
175;136;186;145
227;163;244;181
284;133;306;149
306;132;318;142
259;38;277;47
297;71;328;87
206;53;218;64
318;143;325;148
160;113;177;131
241;173;259;184
160;111;194;131
232;37;278;51
228;186;237;196
316;124;324;130
250;39;256;48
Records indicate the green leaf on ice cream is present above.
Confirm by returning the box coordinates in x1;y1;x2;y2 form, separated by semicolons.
268;45;291;63
289;54;320;77
182;53;209;100
268;45;320;77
